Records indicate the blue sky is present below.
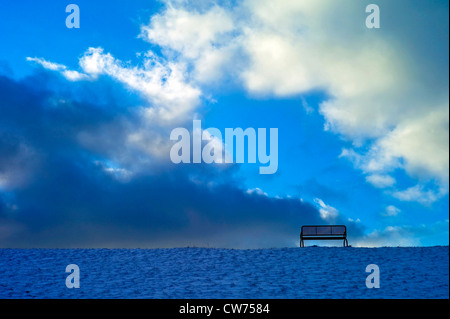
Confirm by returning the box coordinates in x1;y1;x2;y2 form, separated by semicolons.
0;0;448;247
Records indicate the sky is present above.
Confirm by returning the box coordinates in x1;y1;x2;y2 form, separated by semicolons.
0;0;448;248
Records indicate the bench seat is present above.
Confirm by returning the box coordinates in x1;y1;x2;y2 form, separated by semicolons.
300;225;349;247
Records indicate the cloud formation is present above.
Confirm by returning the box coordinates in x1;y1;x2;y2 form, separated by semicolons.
27;57;90;81
2;0;448;247
0;72;365;248
136;0;449;204
29;2;449;202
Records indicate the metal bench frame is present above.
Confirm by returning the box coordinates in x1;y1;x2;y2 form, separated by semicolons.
300;225;349;247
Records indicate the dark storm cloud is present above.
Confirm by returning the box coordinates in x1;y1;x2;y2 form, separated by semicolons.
0;72;364;248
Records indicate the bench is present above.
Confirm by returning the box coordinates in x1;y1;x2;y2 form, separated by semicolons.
300;225;349;247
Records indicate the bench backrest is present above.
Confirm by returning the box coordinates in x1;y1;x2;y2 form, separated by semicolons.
301;225;346;236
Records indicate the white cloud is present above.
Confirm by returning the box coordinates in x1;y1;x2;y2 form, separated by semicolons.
61;70;90;81
94;160;133;182
79;47;201;124
28;47;202;125
246;187;268;196
314;198;338;222
383;205;401;217
376;108;449;183
243;0;448;191
366;174;396;188
27;57;65;71
392;185;446;206
140;5;236;84
27;57;90;81
140;6;234;59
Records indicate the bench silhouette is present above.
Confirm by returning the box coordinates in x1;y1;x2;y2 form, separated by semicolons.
300;225;349;247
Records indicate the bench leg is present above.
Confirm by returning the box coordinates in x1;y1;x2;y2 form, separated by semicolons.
343;238;348;247
300;239;304;247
